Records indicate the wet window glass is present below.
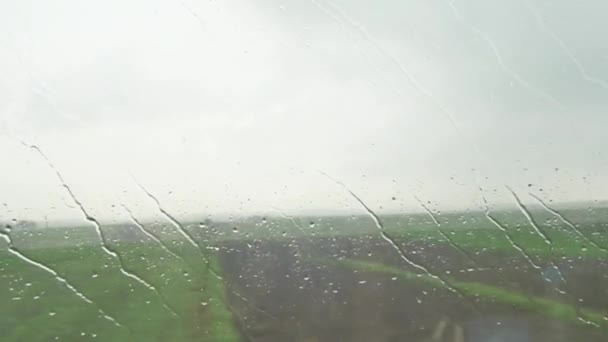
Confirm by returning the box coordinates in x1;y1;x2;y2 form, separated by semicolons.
1;0;608;341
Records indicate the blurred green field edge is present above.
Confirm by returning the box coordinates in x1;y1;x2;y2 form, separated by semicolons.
205;252;241;342
315;257;608;329
214;227;608;259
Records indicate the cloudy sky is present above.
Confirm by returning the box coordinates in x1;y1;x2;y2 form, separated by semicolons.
1;0;608;223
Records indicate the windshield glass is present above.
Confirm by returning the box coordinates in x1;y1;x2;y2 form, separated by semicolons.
2;0;608;341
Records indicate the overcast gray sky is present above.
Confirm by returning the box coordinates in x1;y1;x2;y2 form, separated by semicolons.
1;0;608;223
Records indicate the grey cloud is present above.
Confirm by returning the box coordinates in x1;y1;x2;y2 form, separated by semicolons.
1;0;608;222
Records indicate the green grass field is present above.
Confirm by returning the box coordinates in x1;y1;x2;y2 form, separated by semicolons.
1;206;607;341
0;233;242;341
